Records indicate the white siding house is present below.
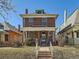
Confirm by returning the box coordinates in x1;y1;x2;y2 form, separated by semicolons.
58;8;79;45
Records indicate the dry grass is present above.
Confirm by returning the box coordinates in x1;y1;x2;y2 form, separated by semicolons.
0;46;36;59
0;46;35;54
52;46;79;59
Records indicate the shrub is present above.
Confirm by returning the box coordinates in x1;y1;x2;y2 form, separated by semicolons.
26;38;35;46
14;41;22;47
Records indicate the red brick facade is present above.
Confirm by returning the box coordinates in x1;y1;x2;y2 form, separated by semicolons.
23;18;55;27
21;13;58;46
47;18;55;27
1;31;22;47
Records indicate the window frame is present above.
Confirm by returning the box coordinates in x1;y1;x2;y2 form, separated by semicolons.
76;31;79;38
29;18;34;26
5;34;8;41
41;18;48;27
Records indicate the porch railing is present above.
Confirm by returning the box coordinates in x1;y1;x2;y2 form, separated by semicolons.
49;41;53;59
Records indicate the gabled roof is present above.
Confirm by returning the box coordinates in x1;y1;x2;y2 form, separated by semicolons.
0;21;21;34
5;22;18;31
58;8;79;33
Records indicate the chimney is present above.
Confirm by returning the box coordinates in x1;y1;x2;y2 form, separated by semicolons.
64;9;67;26
25;9;28;14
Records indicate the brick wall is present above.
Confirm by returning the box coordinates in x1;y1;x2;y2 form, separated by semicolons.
23;17;55;27
33;18;41;27
3;31;22;47
47;18;55;27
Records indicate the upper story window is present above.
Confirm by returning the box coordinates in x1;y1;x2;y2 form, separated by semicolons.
29;18;34;26
41;18;48;27
29;18;34;23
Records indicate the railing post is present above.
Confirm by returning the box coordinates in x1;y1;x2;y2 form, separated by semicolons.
50;41;53;59
35;38;38;59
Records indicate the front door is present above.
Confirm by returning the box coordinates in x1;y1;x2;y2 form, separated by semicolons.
40;32;47;46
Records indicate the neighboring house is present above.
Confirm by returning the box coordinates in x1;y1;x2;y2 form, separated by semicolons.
21;9;58;46
0;23;4;43
58;8;79;46
0;21;22;47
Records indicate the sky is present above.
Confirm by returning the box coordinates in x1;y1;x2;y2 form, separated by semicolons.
0;0;79;31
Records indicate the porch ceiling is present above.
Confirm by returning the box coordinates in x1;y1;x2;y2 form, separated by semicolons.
22;27;55;31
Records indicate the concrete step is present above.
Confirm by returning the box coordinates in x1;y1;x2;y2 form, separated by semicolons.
38;54;51;56
38;47;52;59
38;51;51;54
38;56;52;59
38;54;51;57
38;51;51;59
38;51;51;53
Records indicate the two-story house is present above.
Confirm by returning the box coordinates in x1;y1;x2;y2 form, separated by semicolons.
21;9;58;46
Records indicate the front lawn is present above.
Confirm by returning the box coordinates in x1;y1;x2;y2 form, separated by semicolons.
0;46;36;59
52;46;79;59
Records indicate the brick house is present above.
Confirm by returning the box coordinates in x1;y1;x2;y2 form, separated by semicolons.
0;22;22;47
21;9;58;46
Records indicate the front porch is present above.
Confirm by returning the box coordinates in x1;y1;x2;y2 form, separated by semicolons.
23;31;56;46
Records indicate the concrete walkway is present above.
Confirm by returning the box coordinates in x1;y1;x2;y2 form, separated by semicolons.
38;47;50;51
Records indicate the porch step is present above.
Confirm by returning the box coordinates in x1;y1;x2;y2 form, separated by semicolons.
38;50;52;59
38;51;51;56
38;57;52;59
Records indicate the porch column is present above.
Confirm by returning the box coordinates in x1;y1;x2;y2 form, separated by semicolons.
25;31;27;40
52;31;55;41
48;31;50;39
74;31;76;45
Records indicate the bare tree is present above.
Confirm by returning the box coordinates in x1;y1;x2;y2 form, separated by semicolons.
0;0;15;20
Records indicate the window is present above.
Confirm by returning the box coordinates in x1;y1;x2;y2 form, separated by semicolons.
5;34;8;41
29;18;34;26
0;24;4;29
29;18;33;23
76;32;79;38
41;18;47;27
